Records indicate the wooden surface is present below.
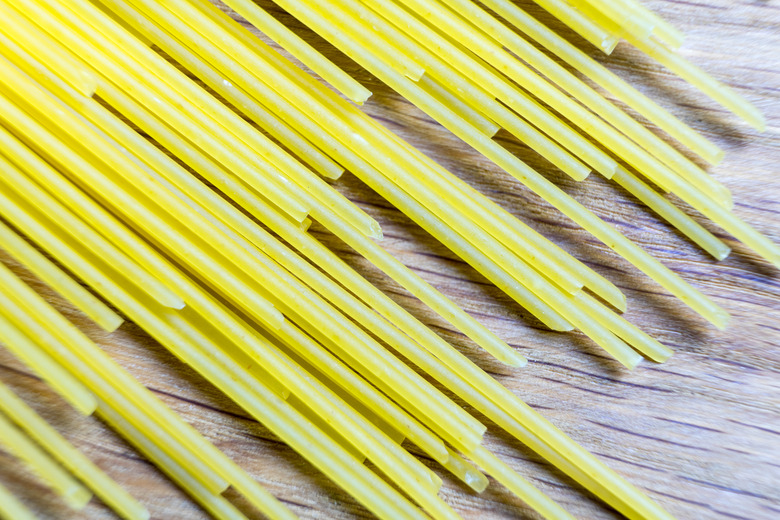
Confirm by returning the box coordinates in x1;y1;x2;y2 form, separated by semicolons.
1;0;779;518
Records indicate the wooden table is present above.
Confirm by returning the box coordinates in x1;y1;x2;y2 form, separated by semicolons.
0;1;778;518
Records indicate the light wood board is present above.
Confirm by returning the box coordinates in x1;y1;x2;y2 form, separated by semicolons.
0;0;778;518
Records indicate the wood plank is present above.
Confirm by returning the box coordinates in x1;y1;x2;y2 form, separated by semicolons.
0;1;777;518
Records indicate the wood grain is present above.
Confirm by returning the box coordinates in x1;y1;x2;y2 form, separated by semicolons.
0;0;778;519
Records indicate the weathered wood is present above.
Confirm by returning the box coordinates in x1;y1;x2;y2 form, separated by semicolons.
0;1;777;518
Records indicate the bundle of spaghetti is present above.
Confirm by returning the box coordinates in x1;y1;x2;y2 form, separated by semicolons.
9;0;533;368
85;0;686;372
0;1;683;520
1;0;773;519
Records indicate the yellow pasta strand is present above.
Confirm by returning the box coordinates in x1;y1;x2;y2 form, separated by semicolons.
612;168;730;261
468;445;575;520
80;76;476;461
6;2;308;228
0;481;37;520
624;0;685;49
136;0;584;351
572;0;653;42
417;74;499;137
119;0;564;352
0;262;298;520
0;93;285;333
531;0;620;53
36;76;490;446
635;36;766;130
